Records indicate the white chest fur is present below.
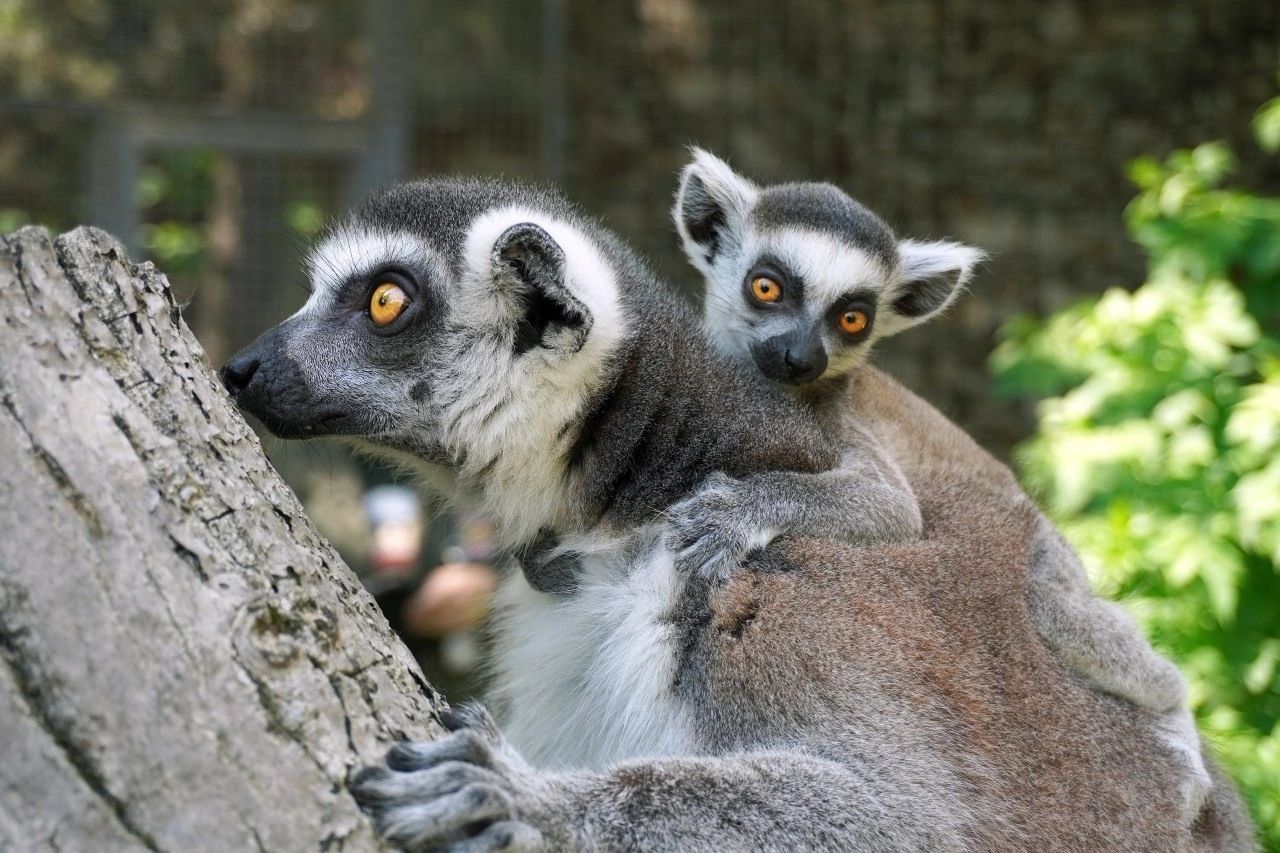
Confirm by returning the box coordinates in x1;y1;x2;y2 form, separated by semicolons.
486;531;694;770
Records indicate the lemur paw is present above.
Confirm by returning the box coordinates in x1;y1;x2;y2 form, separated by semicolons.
668;472;770;583
351;704;545;852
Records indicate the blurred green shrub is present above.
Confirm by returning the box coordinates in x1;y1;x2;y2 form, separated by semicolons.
992;97;1280;848
138;150;216;280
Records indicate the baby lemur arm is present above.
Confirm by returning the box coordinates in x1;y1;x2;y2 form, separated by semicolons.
516;423;919;589
669;423;922;580
353;705;969;853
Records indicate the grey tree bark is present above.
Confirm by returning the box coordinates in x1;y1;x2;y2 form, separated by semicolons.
0;226;444;851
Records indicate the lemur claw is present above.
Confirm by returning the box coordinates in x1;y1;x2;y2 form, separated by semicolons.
351;705;544;852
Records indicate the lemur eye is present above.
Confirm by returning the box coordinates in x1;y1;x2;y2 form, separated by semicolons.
369;282;408;326
750;276;782;304
838;309;869;336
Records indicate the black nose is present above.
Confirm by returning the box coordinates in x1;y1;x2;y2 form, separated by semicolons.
220;353;260;398
753;331;829;385
784;345;827;383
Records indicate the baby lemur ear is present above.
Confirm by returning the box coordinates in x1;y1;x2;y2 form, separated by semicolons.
493;222;592;356
884;239;985;333
673;148;759;274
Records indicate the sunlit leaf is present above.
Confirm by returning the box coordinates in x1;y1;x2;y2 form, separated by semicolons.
1255;96;1280;152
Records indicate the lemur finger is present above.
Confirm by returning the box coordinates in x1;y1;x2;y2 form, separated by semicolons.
375;783;516;850
452;701;501;735
353;761;507;804
383;730;495;773
439;708;470;732
677;534;748;577
447;820;543;852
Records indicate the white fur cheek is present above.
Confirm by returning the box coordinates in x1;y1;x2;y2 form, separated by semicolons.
698;244;756;359
822;342;874;380
464;341;612;544
705;318;751;363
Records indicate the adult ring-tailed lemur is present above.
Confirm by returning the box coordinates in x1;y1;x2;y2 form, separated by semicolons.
222;178;1254;851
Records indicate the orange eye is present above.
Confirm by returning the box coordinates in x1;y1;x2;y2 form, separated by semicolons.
750;276;782;304
369;282;408;326
838;309;869;336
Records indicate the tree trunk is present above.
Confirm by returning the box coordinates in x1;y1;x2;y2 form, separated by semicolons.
0;226;443;851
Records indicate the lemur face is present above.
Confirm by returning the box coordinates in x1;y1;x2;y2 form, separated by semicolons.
221;180;626;537
674;149;983;386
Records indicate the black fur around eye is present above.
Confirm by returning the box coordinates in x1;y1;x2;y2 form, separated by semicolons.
831;299;875;341
742;258;803;310
360;269;420;334
362;268;418;300
749;275;782;304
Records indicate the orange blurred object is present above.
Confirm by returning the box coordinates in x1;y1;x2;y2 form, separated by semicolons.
400;562;498;638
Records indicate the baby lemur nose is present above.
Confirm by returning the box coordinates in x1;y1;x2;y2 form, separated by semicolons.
754;331;828;384
220;353;261;400
783;344;827;383
778;335;829;381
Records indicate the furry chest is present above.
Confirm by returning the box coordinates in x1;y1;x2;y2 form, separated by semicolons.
486;536;694;770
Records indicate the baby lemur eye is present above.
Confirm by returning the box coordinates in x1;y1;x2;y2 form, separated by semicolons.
837;308;870;336
750;276;782;304
369;281;408;326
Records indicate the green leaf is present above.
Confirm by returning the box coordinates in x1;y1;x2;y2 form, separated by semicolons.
1246;640;1280;695
1255;96;1280;152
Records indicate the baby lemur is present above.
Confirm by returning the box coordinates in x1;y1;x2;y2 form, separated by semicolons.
222;177;1248;851
671;148;1190;717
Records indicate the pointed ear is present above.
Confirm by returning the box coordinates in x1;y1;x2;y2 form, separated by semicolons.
885;239;985;332
492;222;592;355
672;148;759;274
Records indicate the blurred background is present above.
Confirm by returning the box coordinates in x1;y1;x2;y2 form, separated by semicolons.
2;1;1277;845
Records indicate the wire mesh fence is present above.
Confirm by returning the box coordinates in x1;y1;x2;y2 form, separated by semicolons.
3;0;1278;463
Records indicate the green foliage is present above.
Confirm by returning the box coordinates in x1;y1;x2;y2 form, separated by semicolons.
1255;93;1280;155
285;199;326;239
992;118;1280;848
138;150;216;280
0;208;29;233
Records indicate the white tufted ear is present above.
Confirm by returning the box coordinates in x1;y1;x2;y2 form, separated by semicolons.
491;222;591;355
672;148;759;276
882;239;985;334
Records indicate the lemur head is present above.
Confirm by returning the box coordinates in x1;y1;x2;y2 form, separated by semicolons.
674;149;984;387
220;179;630;543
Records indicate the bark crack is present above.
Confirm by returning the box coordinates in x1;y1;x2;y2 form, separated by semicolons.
0;630;160;851
3;232;38;313
327;670;360;757
0;391;105;537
